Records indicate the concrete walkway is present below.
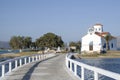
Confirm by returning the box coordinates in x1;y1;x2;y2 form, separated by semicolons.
2;54;79;80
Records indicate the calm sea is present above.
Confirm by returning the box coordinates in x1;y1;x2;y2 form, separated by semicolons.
76;58;120;80
0;50;20;62
0;50;20;54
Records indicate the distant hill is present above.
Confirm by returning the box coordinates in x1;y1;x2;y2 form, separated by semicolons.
0;41;10;49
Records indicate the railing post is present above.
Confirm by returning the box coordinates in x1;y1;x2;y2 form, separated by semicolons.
36;56;38;61
42;54;43;59
81;66;84;80
45;54;46;58
9;62;12;72
15;60;18;68
66;59;68;68
66;54;120;80
24;58;26;64
74;64;77;76
2;64;5;77
40;54;41;59
70;61;72;71
19;59;22;67
29;57;31;63
32;56;34;62
39;55;41;60
40;55;42;60
43;54;45;59
41;55;42;60
94;71;98;80
0;53;56;78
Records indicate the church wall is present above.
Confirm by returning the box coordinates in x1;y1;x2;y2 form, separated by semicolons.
81;34;90;51
92;34;101;51
101;38;107;51
81;23;117;54
109;39;117;50
81;34;102;52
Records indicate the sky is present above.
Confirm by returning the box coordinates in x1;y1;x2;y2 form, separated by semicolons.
0;0;120;43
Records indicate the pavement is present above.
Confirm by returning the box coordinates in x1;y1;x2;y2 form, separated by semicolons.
2;54;79;80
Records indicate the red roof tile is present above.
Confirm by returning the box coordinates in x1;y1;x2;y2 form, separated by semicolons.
95;32;116;39
94;23;103;26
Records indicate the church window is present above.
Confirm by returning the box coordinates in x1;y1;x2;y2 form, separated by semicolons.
99;28;101;31
103;43;106;48
96;29;97;31
111;43;113;48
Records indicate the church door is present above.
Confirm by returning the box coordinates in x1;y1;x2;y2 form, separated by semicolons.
89;41;93;51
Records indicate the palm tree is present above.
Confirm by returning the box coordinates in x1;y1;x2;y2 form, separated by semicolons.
104;34;112;50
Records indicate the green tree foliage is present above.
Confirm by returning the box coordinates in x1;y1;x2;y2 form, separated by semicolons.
9;36;32;49
76;41;81;50
69;42;77;47
30;42;36;49
104;33;112;50
69;41;81;49
35;33;64;48
23;37;32;48
69;41;81;52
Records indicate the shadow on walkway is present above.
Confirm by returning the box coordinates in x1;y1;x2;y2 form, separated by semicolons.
22;55;59;80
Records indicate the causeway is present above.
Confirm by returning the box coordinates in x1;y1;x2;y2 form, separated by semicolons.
2;54;79;80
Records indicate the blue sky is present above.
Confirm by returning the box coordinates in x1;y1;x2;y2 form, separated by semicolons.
0;0;120;43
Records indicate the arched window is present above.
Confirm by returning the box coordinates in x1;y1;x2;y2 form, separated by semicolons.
111;43;113;48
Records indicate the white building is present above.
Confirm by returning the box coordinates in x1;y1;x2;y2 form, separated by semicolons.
81;24;117;53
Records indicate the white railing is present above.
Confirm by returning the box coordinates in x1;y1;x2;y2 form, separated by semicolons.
0;53;55;78
66;54;120;80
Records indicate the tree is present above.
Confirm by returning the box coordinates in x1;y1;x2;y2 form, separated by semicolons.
69;42;77;47
9;36;23;49
23;37;32;48
31;42;36;49
35;32;64;49
104;33;112;50
9;36;32;49
76;41;81;50
69;41;81;52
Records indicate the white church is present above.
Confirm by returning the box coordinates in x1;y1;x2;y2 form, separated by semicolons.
81;24;117;53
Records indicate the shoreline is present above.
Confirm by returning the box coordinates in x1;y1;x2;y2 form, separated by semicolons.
0;51;42;62
74;51;120;59
0;51;40;58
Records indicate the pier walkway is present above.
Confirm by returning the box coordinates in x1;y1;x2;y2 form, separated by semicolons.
2;54;79;80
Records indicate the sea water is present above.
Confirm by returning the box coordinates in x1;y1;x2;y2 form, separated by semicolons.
76;58;120;80
0;50;20;54
0;50;20;62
